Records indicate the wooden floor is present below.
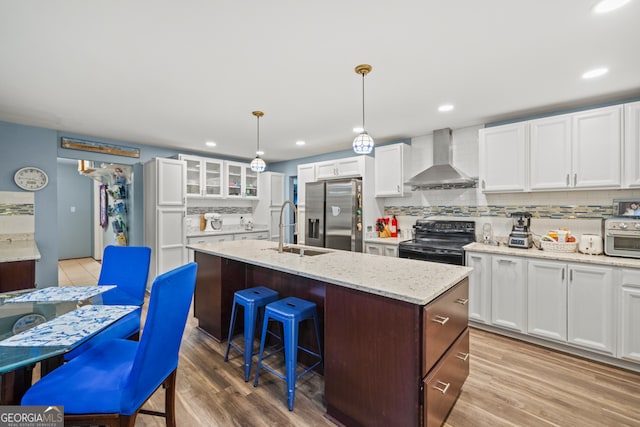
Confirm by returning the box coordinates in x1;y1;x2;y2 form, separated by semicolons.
58;258;640;427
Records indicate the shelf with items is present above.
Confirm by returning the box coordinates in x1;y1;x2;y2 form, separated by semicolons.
179;154;224;198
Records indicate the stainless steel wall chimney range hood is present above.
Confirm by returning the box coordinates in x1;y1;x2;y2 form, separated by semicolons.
405;128;477;190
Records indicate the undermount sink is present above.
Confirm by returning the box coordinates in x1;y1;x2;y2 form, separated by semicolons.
267;246;330;256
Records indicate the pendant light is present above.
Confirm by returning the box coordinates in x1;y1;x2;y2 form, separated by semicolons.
353;64;374;154
250;111;266;172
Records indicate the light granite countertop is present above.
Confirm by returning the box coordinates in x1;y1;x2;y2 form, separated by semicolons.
0;239;41;263
188;239;471;305
464;242;640;269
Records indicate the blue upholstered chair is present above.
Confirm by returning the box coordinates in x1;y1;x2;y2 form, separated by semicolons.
22;262;198;426
64;245;151;361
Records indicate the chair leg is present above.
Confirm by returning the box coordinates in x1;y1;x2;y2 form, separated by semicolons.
284;320;298;411
120;414;136;427
243;302;256;382
164;370;177;427
224;299;238;362
253;314;271;387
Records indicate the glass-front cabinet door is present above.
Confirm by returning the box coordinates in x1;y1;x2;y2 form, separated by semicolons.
244;165;258;199
225;162;244;198
203;159;224;198
181;155;202;197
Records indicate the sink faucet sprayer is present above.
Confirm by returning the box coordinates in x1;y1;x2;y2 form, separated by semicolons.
278;200;298;253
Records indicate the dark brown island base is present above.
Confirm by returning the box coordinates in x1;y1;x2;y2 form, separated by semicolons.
189;240;471;427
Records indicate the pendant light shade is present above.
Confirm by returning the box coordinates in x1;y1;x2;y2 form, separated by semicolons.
250;111;266;172
353;64;374;154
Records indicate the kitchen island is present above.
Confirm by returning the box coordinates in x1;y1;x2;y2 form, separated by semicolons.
188;239;471;427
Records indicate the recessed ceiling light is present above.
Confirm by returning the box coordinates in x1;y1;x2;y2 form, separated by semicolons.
353;127;364;133
205;141;217;147
593;0;631;13
296;140;306;146
438;104;455;112
582;67;609;79
256;150;264;156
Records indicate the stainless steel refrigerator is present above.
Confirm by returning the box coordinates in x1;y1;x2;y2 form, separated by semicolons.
305;179;363;251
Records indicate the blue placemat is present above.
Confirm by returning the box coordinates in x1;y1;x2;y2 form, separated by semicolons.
0;305;138;347
5;286;116;303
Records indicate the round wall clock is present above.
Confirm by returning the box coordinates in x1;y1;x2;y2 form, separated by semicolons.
14;166;49;191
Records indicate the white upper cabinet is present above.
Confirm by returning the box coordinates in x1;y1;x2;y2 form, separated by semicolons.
258;171;284;207
225;161;259;199
180;154;224;198
624;101;640;187
374;143;410;197
315;156;364;180
572;105;622;188
479;123;528;192
530;106;622;190
529;114;572;190
296;163;316;207
481;104;623;193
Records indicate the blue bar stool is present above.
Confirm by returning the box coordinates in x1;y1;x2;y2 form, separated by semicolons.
224;286;279;382
253;296;323;411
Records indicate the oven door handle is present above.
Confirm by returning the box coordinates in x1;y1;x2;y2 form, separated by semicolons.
607;230;640;237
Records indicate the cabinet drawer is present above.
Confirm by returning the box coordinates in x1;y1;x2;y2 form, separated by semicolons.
423;328;470;427
423;279;469;374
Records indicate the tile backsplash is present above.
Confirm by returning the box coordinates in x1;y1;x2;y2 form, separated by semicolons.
385;203;614;219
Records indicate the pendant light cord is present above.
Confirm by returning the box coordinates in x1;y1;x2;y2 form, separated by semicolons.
361;72;366;131
256;115;260;154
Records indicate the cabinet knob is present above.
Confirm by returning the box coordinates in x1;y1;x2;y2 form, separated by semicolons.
455;298;468;305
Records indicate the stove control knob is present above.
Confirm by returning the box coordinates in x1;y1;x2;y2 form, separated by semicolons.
635;223;640;229
620;223;629;230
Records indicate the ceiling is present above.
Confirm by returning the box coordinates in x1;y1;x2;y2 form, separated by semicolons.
1;1;639;163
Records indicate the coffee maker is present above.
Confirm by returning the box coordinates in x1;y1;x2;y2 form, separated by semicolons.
508;212;533;248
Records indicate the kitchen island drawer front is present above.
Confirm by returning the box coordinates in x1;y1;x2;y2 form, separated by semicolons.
423;328;470;427
423;279;469;374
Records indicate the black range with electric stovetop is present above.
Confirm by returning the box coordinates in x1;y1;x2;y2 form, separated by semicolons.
398;219;476;265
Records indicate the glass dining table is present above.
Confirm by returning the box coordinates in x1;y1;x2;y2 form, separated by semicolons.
0;286;139;404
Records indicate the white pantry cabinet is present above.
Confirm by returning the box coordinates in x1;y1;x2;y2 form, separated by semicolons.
374;143;409;197
491;255;526;332
479;123;527;192
618;269;640;362
315;156;364;180
465;252;492;324
527;260;567;342
144;158;187;285
624;101;640;187
296;163;316;207
567;263;615;355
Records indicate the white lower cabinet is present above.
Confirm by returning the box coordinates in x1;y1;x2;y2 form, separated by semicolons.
364;242;398;257
527;260;567;342
234;231;269;241
466;252;491;324
467;250;631;367
491;255;526;332
567;263;615;355
619;269;640;362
